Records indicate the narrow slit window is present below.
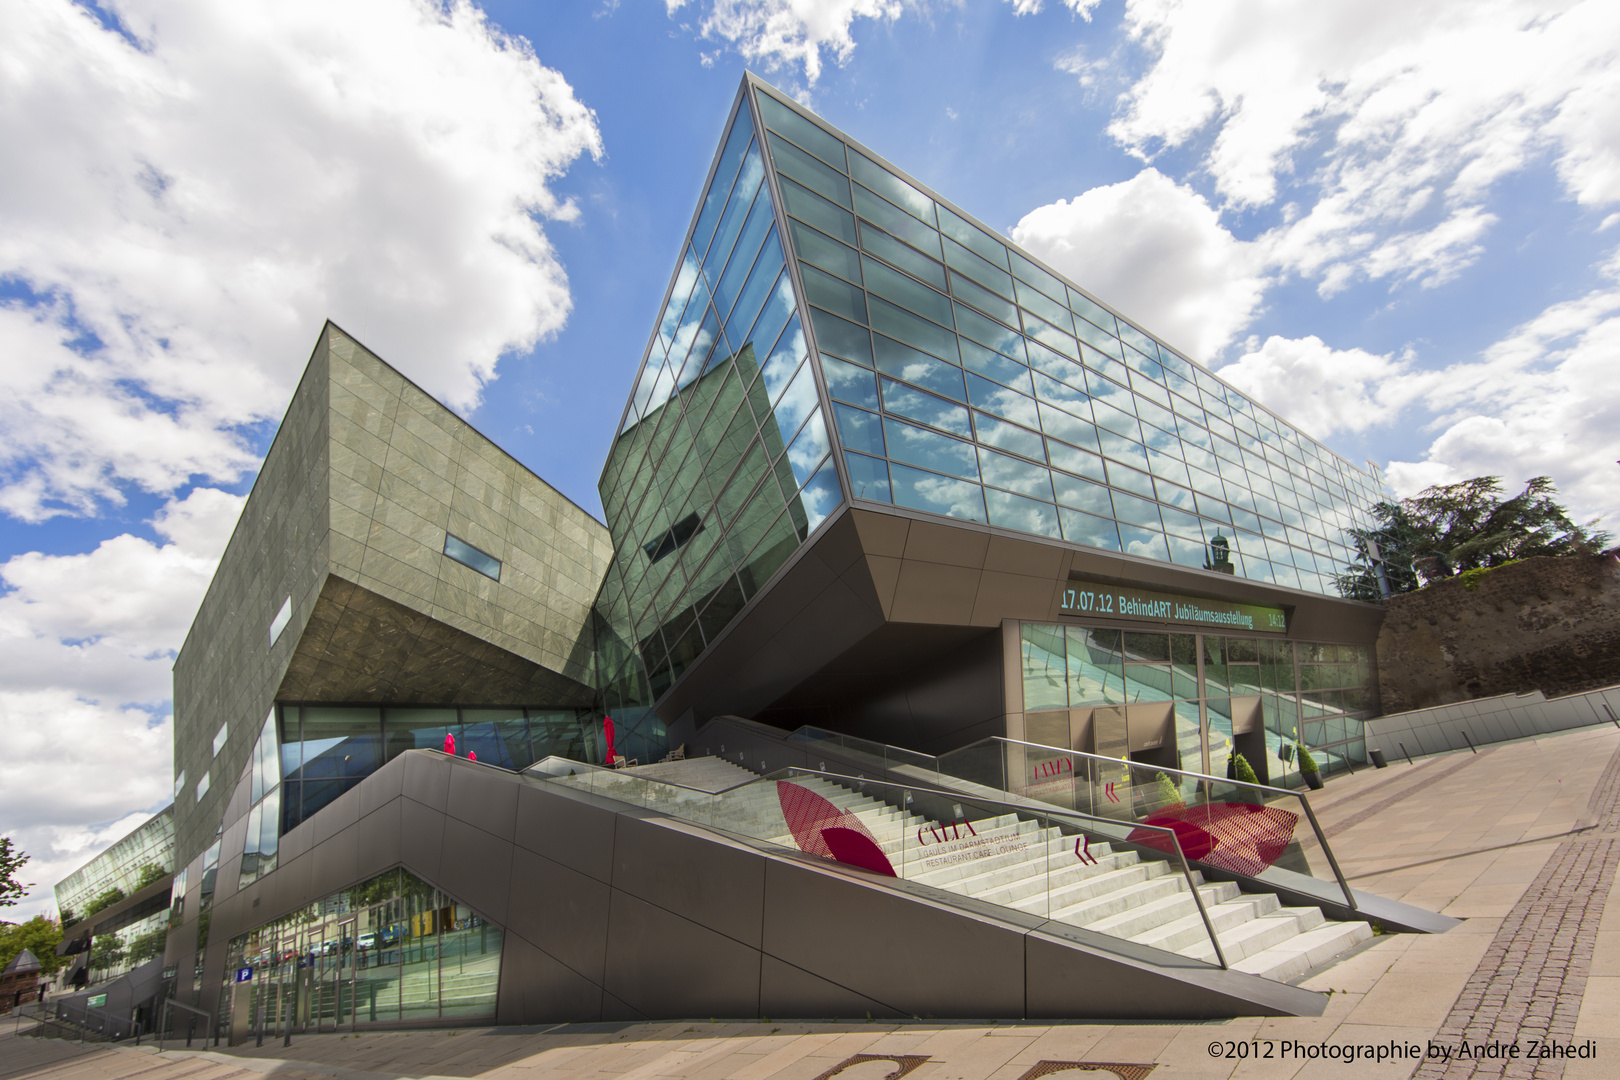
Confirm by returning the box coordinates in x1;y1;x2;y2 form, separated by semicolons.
194;770;211;801
444;534;502;580
212;722;228;757
268;597;292;645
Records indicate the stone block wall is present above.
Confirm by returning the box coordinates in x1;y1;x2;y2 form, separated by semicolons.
1375;552;1620;712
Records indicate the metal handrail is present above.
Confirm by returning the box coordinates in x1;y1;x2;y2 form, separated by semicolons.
769;723;1358;913
535;758;1231;969
156;996;216;1050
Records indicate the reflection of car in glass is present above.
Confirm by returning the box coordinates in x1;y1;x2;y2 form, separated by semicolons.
356;933;376;950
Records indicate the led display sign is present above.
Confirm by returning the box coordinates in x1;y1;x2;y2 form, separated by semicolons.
1057;575;1289;634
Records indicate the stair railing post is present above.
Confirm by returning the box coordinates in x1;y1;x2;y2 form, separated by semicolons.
1163;823;1228;970
1297;793;1355;913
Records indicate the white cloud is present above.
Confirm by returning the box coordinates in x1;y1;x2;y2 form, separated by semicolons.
1098;0;1620;295
1214;336;1429;441
0;487;239;919
0;0;602;521
664;0;925;86
1010;168;1268;360
1385;257;1620;524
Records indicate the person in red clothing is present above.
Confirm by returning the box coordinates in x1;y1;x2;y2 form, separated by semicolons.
443;731;455;755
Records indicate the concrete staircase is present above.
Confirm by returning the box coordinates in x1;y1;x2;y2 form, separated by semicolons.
592;757;1372;984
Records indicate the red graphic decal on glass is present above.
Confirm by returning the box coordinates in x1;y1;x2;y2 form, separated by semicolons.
776;781;896;876
1104;782;1121;803
1126;802;1299;877
1074;835;1098;865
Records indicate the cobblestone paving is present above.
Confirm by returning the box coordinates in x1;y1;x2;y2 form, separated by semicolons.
1414;743;1620;1080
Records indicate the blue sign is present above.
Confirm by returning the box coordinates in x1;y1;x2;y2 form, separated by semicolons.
235;966;253;983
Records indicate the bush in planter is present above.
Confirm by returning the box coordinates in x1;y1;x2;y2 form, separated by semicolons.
1299;745;1323;789
1152;771;1183;809
1227;752;1263;803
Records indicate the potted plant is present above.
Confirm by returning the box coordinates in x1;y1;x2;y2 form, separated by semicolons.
1299;745;1323;790
1227;752;1263;804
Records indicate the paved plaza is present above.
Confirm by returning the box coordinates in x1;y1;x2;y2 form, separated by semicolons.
9;722;1620;1080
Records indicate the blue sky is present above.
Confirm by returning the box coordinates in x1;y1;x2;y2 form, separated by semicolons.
2;0;1617;916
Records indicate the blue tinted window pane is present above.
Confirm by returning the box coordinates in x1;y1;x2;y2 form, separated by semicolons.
973;411;1044;460
869;296;960;362
716;204;777;322
890;463;987;522
790;220;862;282
705;149;767;286
757;92;847;171
744;277;797;372
881;377;971;437
1119;525;1171;561
938;205;1009;269
1053;473;1113;515
882;418;979;479
1076;317;1123;359
1032;371;1090;414
863;256;953;326
1026;337;1084;387
954;303;1026;362
844;451;892;502
875;336;966;401
1112;491;1163;529
800;262;867;324
724;237;785;345
1048;440;1106;481
444;534;501;580
849;149;935;224
966;373;1040;428
785;409;830;482
779;176;857;245
1108;462;1156;499
1014;276;1073;330
943;237;1014;298
1093;401;1143;441
1067;289;1116;334
986;489;1061;539
949;270;1018;324
833;402;885;455
771;361;819;440
853;185;941;257
1039;403;1100;451
810;308;872;365
857;221;946;289
1059;507;1121;550
1160;506;1204;539
692;113;755;257
960;339;1033;393
795;456;844;532
1100;431;1151;470
1022;311;1079;360
767;132;850;208
656;247;701;358
978;447;1053;499
822;356;879;409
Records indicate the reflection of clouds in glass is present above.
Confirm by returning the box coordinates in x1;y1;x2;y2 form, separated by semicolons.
705;149;766;285
748;275;796;361
844;451;889;502
978;448;1053;498
785;410;829;487
1058;507;1120;550
771;361;817;438
986;489;1059;538
821;357;877;409
976;383;1040;428
883;418;977;479
659;247;700;353
890;463;986;523
643;361;674;418
880;379;970;438
1122;527;1169;561
796;459;843;532
627;353;664;423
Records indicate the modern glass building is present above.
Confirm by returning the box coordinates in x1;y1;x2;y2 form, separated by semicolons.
54;74;1407;1033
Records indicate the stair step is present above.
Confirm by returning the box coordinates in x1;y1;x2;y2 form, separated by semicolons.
1230;920;1375;982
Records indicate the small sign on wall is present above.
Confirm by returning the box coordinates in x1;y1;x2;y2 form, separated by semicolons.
235;966;253;983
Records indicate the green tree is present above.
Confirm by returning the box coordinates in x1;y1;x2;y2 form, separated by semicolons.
0;916;66;975
84;886;126;918
0;838;30;911
134;863;168;890
1336;476;1610;600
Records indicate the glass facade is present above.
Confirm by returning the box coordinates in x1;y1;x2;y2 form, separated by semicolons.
592;89;845;743
1020;621;1374;781
55;805;174;928
752;82;1384;596
223;867;501;1033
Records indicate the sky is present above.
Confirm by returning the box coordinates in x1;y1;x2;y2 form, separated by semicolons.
2;0;1618;920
